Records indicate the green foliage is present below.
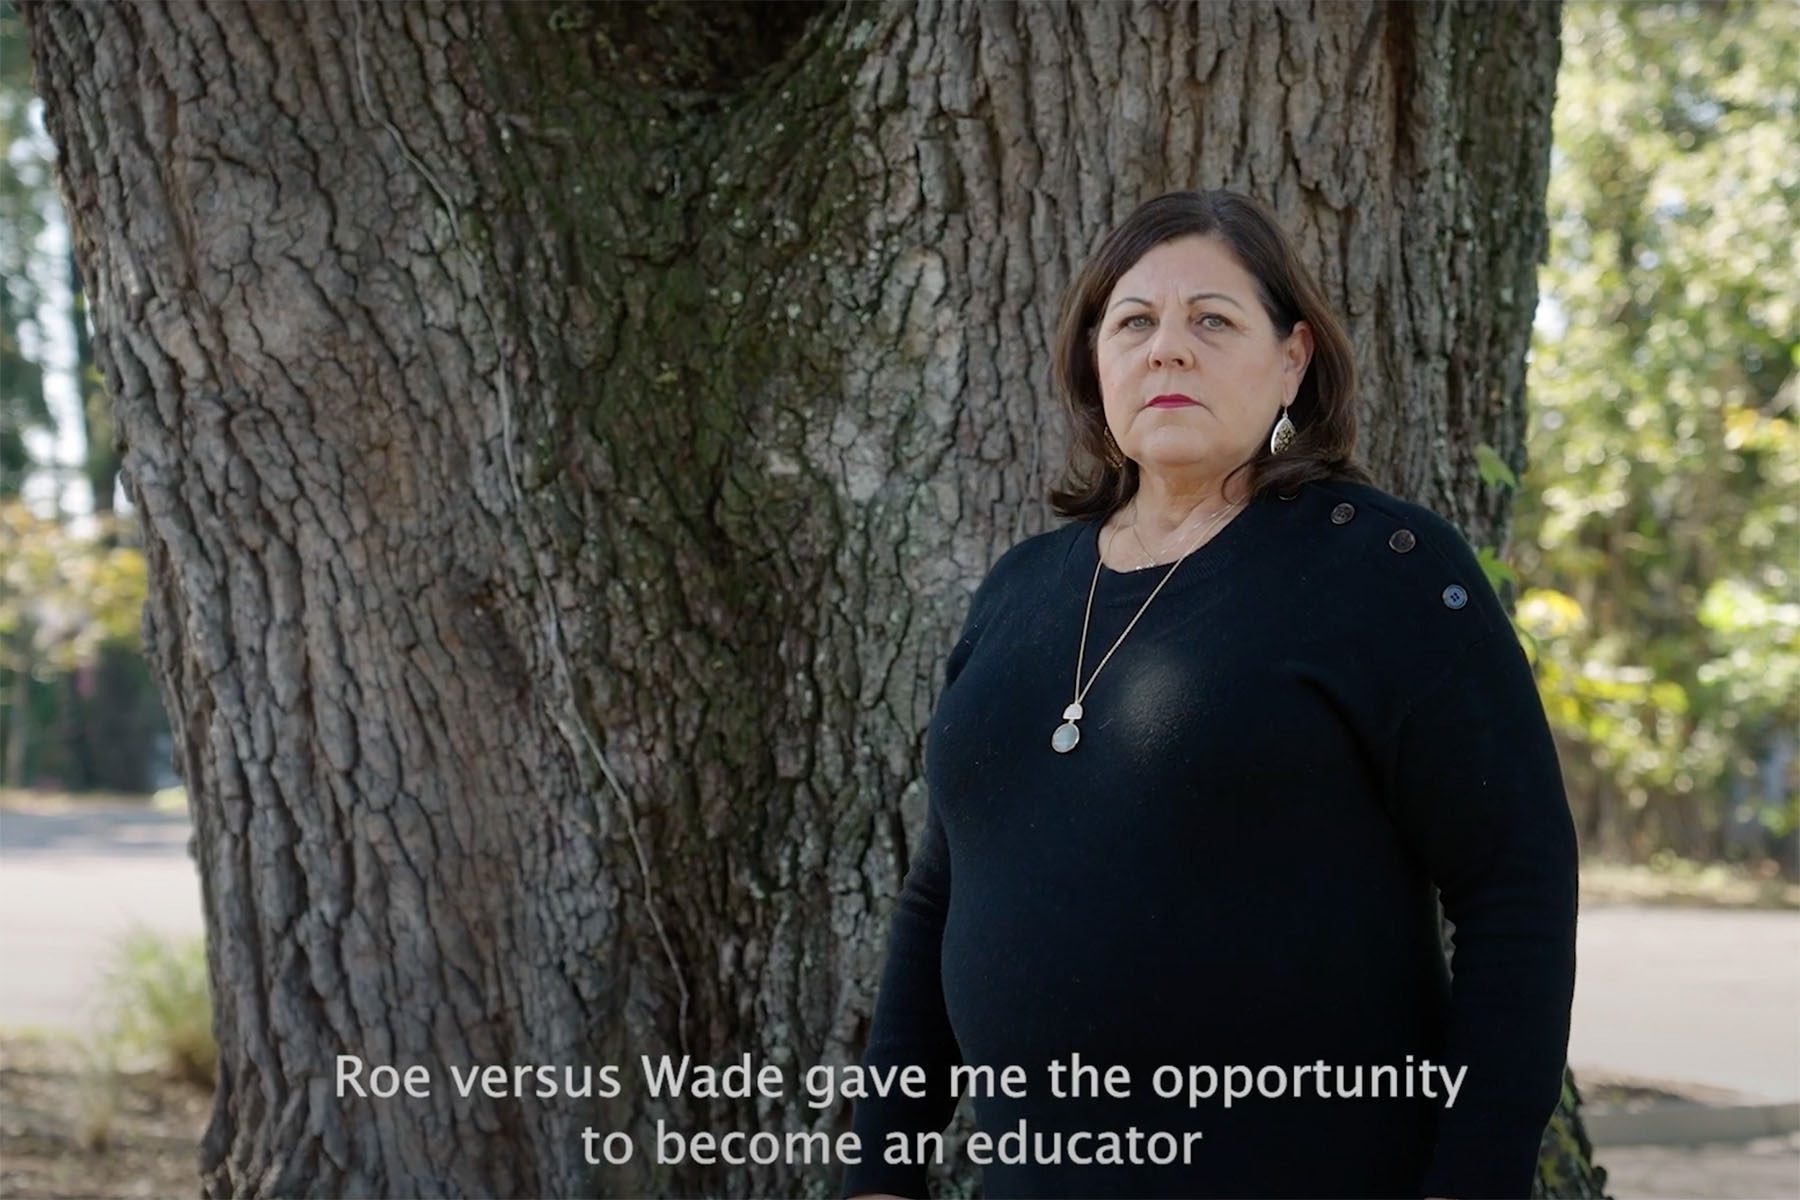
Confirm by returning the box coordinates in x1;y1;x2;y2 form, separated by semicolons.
1514;0;1798;854
0;0;57;502
91;926;216;1090
0;500;147;672
1477;545;1520;594
1474;442;1522;593
1475;442;1520;492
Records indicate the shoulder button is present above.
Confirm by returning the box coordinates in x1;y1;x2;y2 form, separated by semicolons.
1388;528;1416;553
1442;583;1469;610
1329;502;1356;525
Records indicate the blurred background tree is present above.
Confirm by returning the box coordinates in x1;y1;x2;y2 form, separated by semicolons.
1;0;164;792
1512;0;1798;869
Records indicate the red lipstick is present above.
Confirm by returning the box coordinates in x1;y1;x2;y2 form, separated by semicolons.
1148;393;1200;408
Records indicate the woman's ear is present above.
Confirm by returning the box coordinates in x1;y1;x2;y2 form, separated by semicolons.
1283;321;1314;402
1286;321;1314;374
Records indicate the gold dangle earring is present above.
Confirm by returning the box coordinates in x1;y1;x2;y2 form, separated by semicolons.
1269;403;1297;455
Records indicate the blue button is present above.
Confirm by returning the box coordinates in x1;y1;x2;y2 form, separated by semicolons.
1442;584;1469;609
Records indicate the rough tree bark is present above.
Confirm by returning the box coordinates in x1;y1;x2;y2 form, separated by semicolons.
22;1;1606;1196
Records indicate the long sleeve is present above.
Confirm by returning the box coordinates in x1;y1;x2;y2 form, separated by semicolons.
1382;625;1580;1200
840;602;992;1199
839;796;961;1199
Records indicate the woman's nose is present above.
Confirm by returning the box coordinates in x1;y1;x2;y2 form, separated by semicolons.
1147;324;1195;369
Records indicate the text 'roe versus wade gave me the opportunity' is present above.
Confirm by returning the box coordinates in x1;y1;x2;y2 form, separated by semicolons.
334;1052;1469;1108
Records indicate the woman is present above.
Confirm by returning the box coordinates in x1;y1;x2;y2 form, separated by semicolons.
840;189;1578;1200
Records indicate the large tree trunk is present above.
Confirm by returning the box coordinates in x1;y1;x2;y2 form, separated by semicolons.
22;1;1604;1196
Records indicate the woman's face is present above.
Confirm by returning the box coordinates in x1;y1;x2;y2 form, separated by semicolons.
1094;234;1312;490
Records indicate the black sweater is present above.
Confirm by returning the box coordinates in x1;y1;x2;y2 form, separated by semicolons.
840;479;1579;1200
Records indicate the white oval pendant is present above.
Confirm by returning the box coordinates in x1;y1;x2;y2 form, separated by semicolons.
1051;721;1081;753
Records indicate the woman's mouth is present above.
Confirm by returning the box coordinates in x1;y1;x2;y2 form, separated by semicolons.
1147;394;1200;408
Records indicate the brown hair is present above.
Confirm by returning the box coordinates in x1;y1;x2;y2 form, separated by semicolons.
1047;189;1374;518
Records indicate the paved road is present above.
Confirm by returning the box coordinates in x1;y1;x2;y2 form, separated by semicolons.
1570;903;1800;1104
0;802;205;1034
4;801;1797;1099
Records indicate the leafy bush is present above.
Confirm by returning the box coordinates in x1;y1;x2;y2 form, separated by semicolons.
90;926;216;1090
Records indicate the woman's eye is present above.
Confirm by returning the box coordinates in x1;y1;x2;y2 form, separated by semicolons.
1120;313;1229;331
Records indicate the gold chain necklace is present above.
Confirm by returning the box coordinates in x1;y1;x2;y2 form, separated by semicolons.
1051;498;1246;754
